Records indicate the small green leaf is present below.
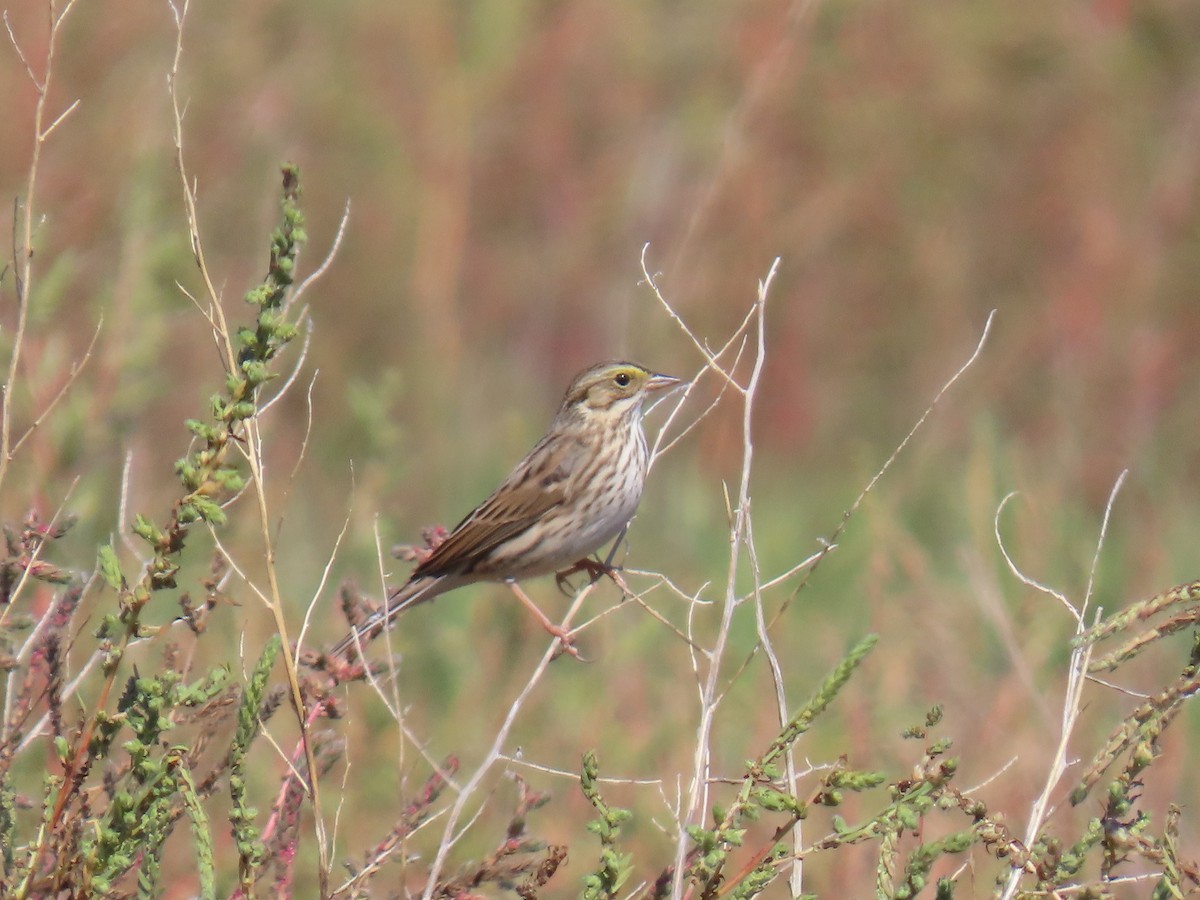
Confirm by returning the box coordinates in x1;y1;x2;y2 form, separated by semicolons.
225;402;257;422
97;543;123;591
185;419;217;441
189;496;227;526
132;514;162;544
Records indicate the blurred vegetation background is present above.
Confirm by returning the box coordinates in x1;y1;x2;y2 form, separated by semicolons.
2;0;1199;894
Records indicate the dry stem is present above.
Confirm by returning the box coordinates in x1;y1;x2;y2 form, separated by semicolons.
1;0;80;494
165;0;344;890
995;470;1126;899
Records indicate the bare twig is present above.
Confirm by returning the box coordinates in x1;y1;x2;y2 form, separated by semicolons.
419;581;601;899
278;368;319;512
289;198;350;310
10;317;102;457
995;471;1126;900
0;476;80;634
497;754;667;787
0;0;82;496
3;11;39;85
641;243;748;396
567;573;706;652
672;258;779;898
166;0;335;888
296;495;353;654
350;519;456;789
756;308;996;647
116;449;140;557
652;338;747;461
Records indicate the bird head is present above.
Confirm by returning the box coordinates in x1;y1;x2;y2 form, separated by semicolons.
559;361;680;423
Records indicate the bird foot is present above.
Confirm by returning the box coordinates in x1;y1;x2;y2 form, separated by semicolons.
555;557;620;595
548;624;587;662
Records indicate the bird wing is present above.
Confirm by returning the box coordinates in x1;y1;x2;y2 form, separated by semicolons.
411;430;582;578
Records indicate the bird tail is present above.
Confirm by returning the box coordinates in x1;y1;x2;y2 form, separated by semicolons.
328;576;447;661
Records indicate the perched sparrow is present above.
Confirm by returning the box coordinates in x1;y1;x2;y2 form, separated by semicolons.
330;361;679;659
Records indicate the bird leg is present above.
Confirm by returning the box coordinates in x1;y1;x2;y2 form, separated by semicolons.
505;581;581;659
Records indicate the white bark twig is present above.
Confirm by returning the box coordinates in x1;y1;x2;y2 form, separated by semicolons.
418;581;601;900
289;198;351;310
672;258;779;898
0;0;82;496
996;471;1126;899
166;1;342;885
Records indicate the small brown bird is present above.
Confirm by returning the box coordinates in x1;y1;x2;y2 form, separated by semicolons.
330;360;680;659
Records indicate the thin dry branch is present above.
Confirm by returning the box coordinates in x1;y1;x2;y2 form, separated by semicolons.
0;0;82;496
995;471;1126;900
641;243;748;396
652;338;747;461
567;570;706;652
347;519;459;793
418;581;601;900
3;11;39;85
10;317;101;457
0;475;80;635
274;367;319;530
296;497;353;655
756;308;996;645
671;258;779;898
498;754;668;788
39;96;79;140
166;0;335;887
289;198;351;310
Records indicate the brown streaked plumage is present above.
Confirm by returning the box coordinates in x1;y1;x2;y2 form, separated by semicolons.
330;361;680;660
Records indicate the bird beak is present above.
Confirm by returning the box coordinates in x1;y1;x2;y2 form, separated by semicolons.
646;373;683;393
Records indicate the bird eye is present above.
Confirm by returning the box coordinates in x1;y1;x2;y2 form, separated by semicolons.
614;372;632;387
